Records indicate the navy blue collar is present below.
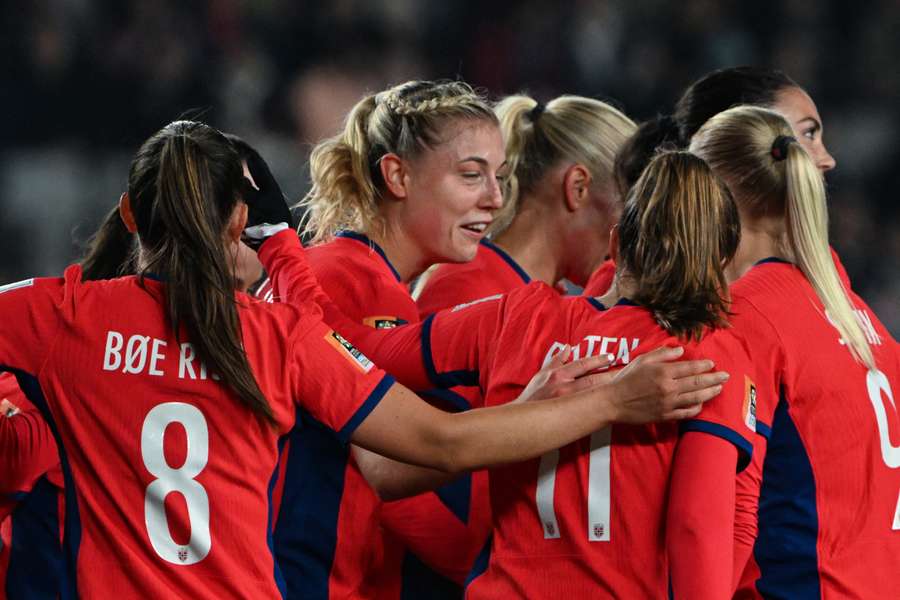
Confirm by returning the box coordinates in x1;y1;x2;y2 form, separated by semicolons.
481;240;531;284
140;272;164;282
615;297;639;307
754;256;792;266
335;231;403;282
585;297;607;312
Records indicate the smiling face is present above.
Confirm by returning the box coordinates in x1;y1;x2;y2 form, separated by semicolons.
771;86;836;173
397;119;506;265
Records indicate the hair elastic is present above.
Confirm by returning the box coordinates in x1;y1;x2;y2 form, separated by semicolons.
771;135;796;161
529;102;546;122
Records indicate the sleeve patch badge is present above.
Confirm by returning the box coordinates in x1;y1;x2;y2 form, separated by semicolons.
362;316;408;329
743;375;758;432
325;330;374;373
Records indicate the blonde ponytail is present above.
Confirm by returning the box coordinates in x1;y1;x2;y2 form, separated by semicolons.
783;142;876;369
691;105;876;369
300;80;496;243
493;94;636;233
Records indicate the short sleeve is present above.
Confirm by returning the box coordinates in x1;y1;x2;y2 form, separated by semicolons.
679;329;762;471
286;314;396;443
0;273;68;377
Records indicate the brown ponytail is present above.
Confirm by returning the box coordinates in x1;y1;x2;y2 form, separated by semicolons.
80;205;135;280
128;120;275;424
617;151;740;341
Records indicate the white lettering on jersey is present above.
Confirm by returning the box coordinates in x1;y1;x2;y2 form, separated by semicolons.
123;335;151;374
451;294;502;312
541;336;641;368
148;339;167;376
0;279;34;294
103;331;124;371
177;343;219;380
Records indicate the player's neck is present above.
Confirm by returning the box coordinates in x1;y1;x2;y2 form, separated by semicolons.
726;217;789;282
492;203;564;285
365;228;427;284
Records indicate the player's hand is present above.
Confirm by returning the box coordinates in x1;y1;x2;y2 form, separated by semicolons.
241;145;294;249
607;346;728;423
1;399;20;418
514;345;615;403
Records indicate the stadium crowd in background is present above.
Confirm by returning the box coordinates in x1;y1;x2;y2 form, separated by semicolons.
0;0;897;334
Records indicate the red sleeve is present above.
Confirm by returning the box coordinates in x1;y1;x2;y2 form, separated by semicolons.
0;274;67;377
667;431;737;600
286;314;396;443
0;405;58;495
733;433;766;590
259;230;504;393
679;330;761;471
258;229;330;309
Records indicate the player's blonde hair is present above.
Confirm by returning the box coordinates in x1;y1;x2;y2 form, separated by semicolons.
300;80;497;243
493;94;636;232
690;105;876;369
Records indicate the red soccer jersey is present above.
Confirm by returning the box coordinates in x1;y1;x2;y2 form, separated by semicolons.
0;267;393;600
257;228;757;597
417;240;533;317
582;259;616;297
412;285;757;598
274;231;474;599
410;239;533;586
726;258;900;599
0;375;65;600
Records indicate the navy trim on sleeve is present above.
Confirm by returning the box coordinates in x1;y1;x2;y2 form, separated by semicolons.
6;367;79;600
336;231;403;282
420;314;480;389
420;388;472;411
421;314;441;386
679;419;753;472
337;374;396;443
756;420;772;439
481;240;531;284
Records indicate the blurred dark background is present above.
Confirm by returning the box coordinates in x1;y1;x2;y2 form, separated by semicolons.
1;0;897;333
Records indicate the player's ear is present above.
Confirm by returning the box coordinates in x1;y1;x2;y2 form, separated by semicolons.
119;192;138;233
379;153;410;200
226;202;248;244
563;164;592;212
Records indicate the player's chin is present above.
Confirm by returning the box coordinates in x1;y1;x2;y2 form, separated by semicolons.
447;236;480;263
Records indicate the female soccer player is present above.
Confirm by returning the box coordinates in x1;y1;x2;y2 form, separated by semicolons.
690;105;900;598
271;80;506;597
0;119;723;599
416;93;636;310
410;93;636;583
260;150;760;599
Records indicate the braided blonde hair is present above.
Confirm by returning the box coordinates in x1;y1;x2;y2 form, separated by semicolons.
301;80;497;243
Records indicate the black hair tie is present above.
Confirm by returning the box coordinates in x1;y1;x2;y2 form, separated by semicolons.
771;135;796;161
529;102;546;122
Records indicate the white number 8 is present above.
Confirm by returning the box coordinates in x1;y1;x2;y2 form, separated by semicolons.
866;369;900;530
141;402;211;564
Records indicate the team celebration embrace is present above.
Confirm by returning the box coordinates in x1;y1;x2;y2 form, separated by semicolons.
0;64;897;600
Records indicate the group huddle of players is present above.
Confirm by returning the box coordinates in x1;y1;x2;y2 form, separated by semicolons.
0;66;898;600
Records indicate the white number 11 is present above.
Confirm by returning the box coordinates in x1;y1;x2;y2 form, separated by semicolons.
536;427;612;542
